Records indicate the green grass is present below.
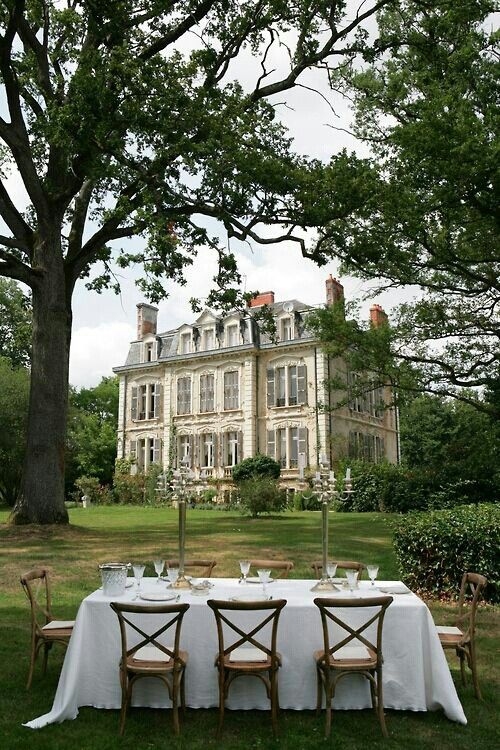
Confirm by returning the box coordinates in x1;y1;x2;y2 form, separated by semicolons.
1;506;498;750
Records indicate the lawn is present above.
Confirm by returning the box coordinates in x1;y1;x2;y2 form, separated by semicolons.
0;506;498;750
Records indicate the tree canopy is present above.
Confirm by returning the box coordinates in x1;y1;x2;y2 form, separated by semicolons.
0;278;31;367
309;0;499;411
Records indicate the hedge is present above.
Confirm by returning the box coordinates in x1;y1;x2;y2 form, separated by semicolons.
392;503;499;602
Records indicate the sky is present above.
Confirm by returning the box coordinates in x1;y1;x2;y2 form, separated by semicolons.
1;3;417;388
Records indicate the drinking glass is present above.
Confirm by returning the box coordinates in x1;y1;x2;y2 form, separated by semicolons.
367;565;379;587
326;562;338;581
239;560;251;585
167;567;179;586
132;563;145;592
153;559;165;584
345;569;357;594
257;569;272;598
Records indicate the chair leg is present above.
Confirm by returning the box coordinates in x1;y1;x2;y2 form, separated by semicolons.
172;673;180;735
42;642;51;675
216;672;225;738
323;674;332;739
376;667;389;738
458;650;467;687
271;671;279;737
370;673;377;710
180;668;187;715
316;667;323;716
469;645;482;700
119;677;129;736
26;637;39;690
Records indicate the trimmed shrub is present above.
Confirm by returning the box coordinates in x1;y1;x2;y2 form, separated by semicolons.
294;490;322;511
232;454;280;483
238;476;286;517
392;504;500;602
74;475;101;503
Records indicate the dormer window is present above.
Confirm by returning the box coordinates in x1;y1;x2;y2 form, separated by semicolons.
144;341;156;362
280;317;293;341
202;328;215;351
226;324;239;347
180;332;192;354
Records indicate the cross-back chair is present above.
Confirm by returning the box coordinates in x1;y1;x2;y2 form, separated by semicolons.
314;595;393;739
167;559;217;577
311;560;366;580
436;572;488;699
110;601;190;735
248;560;294;579
20;567;75;689
207;598;286;737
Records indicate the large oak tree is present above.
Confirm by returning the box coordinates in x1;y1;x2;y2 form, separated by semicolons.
0;1;391;523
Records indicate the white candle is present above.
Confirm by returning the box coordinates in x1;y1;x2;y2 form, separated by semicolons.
346;467;351;481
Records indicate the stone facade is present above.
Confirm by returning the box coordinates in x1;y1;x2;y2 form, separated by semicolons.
113;278;399;484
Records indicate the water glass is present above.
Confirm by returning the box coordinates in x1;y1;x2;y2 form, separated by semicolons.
345;569;357;594
367;565;379;587
239;560;251;584
132;563;145;591
167;567;179;586
154;559;165;584
257;569;272;598
326;562;338;580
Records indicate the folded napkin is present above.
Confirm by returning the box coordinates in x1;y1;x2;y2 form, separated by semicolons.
436;626;462;636
229;646;268;663
42;620;75;630
333;644;371;661
378;585;411;595
133;645;173;662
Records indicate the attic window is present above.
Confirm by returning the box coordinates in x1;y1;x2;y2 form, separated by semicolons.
180;332;192;354
280;317;293;341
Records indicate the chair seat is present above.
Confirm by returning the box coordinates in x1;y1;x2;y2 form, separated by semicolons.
436;625;467;646
41;621;74;639
218;652;282;671
127;647;188;673
314;646;377;669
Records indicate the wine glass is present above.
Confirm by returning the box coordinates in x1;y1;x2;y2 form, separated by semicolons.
345;569;357;594
326;562;338;581
132;563;145;593
239;560;251;585
367;565;379;587
257;569;272;598
153;559;165;584
167;567;179;586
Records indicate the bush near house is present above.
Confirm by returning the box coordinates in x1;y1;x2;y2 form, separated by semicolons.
392;504;500;603
238;476;286;517
232;454;281;483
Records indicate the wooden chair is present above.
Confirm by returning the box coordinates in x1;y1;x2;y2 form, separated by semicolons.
314;595;393;739
110;601;190;735
248;560;294;579
436;572;487;699
20;567;75;689
311;560;366;580
167;559;217;577
207;598;286;737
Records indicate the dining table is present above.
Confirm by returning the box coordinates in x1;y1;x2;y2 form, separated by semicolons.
24;577;467;729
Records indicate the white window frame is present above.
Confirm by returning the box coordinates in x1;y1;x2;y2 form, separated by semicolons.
223;370;239;410
268;363;306;408
176;376;192;415
226;324;239;347
180;332;192;354
201;432;215;468
280;316;293;341
202;327;215;351
200;372;215;413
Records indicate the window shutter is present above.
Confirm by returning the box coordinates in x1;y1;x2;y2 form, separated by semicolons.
188;434;194;468
153;438;161;464
298;427;307;465
131;386;138;420
194;434;200;468
212;432;218;467
129;439;137;460
297;365;307;404
267;429;276;459
153;383;162;418
237;431;243;463
266;368;275;407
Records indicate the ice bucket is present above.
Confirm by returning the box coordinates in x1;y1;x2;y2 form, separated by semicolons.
99;562;129;597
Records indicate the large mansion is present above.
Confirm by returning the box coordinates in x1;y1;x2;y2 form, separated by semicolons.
113;276;399;485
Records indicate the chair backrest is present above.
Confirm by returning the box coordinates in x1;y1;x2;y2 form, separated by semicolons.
167;559;217;577
311;560;366;579
110;601;190;667
20;567;53;636
457;572;488;642
207;599;286;666
249;560;294;579
314;596;393;667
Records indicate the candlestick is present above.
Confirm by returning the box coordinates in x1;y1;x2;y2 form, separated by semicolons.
172;498;191;589
311;497;337;592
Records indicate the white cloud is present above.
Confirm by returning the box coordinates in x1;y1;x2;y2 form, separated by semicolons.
69;321;135;388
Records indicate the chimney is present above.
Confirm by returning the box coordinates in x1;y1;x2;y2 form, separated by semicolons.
136;303;158;339
247;291;275;308
369;304;388;328
325;275;344;306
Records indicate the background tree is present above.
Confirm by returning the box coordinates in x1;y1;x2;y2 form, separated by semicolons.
0;0;393;524
0;278;31;367
309;0;499;413
0;357;30;505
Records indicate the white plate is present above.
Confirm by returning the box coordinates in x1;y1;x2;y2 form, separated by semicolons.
245;577;274;584
230;594;272;602
138;592;178;602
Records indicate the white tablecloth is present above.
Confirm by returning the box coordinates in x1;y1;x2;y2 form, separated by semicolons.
25;578;466;728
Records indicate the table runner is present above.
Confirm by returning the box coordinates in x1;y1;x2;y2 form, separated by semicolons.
24;578;467;728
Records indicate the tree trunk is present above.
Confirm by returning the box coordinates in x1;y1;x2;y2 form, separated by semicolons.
11;243;71;525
